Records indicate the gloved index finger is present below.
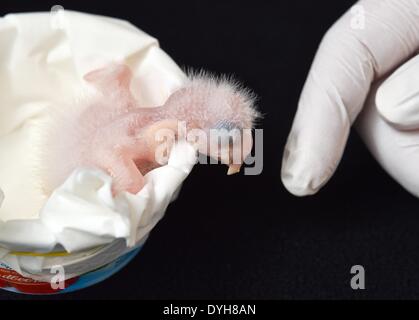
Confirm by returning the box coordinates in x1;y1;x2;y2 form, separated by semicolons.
281;0;419;196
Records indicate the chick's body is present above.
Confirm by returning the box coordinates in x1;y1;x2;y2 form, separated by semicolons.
42;63;258;195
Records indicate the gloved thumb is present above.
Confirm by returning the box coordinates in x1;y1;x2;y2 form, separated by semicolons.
376;54;419;130
281;0;419;196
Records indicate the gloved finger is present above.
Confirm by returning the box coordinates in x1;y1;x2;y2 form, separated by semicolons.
356;80;419;197
281;0;419;196
376;54;419;130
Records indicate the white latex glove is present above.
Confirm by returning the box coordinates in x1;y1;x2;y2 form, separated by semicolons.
281;0;419;197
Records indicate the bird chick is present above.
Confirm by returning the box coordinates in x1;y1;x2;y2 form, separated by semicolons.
42;63;259;195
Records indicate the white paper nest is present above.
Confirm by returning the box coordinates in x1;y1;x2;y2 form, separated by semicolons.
0;11;196;279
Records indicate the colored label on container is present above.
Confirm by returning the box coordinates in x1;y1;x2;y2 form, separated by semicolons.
0;247;141;295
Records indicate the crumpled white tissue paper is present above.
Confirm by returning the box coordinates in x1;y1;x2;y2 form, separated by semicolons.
0;10;196;280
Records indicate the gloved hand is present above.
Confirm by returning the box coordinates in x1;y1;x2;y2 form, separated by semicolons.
281;0;419;197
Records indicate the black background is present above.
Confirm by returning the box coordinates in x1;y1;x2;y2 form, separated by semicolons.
1;0;419;300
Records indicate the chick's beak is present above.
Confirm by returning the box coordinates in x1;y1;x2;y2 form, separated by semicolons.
227;164;242;175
